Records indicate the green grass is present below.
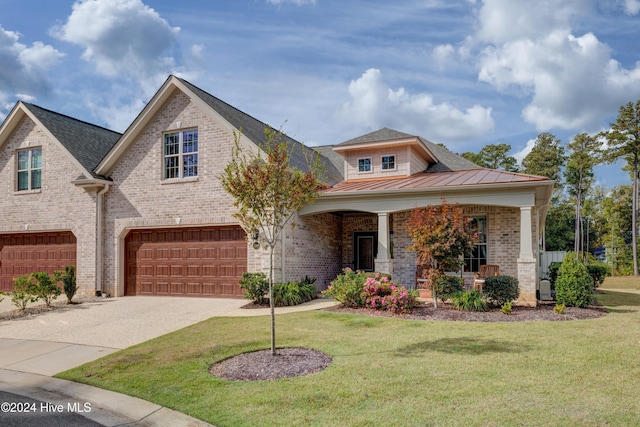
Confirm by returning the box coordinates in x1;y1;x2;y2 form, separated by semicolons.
601;275;640;290
58;291;640;426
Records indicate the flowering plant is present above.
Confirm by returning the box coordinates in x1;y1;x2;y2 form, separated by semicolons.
362;276;417;314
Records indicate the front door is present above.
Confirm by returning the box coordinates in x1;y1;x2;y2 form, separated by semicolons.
354;232;377;272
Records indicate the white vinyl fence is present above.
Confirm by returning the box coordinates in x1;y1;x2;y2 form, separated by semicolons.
540;251;567;279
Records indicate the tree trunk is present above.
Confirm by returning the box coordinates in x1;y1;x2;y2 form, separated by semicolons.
269;246;276;355
634;155;639;276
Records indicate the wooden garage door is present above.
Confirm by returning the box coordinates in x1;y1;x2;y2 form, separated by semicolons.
125;226;247;297
0;232;77;292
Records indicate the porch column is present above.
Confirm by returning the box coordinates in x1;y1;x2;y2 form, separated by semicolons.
375;212;393;276
517;206;537;306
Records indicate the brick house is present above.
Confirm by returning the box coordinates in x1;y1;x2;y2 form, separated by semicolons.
0;76;553;305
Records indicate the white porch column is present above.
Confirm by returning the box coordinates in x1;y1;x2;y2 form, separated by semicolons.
375;212;393;275
518;206;537;306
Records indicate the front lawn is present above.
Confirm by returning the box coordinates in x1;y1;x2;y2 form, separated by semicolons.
58;291;640;426
601;275;640;290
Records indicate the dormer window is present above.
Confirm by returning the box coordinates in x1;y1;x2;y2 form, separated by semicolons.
358;157;372;173
382;155;396;171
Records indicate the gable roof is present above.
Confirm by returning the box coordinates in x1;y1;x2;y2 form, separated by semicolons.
22;103;121;179
335;127;479;173
0;102;121;181
97;75;343;185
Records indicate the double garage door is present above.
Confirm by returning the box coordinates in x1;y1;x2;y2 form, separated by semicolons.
125;226;247;297
0;232;76;292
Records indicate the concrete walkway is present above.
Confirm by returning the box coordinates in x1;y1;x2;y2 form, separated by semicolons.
0;296;337;426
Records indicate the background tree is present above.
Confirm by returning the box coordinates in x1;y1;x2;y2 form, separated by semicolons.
544;197;575;251
220;128;323;355
565;133;602;257
521;132;565;194
601;185;634;275
407;199;478;308
461;143;519;172
603;100;640;275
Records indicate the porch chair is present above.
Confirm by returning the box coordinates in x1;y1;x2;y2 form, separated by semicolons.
473;264;500;292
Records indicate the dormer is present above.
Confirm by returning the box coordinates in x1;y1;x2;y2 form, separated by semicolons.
333;128;439;182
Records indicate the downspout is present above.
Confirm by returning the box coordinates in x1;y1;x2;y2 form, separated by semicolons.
95;183;111;296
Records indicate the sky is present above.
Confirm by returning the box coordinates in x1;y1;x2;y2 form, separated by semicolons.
1;0;639;188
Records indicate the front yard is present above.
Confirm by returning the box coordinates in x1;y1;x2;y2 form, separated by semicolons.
58;288;640;426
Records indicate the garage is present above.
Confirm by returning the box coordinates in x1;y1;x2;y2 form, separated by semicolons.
0;232;77;292
125;226;247;297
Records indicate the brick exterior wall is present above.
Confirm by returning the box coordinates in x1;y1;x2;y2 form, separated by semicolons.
0;116;99;296
102;92;257;296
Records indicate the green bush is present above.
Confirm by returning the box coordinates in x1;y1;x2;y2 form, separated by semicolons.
31;272;61;307
323;268;369;308
273;281;317;306
10;275;39;310
483;275;520;307
555;252;594;308
451;290;486;312
56;265;78;303
501;301;512;315
432;275;463;303
586;263;610;288
239;272;270;305
548;262;562;285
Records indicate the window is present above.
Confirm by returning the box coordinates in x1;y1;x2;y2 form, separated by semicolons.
17;148;42;191
358;157;372;173
164;130;198;179
464;217;487;272
382;155;395;170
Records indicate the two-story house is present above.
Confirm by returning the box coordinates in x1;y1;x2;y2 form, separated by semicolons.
0;76;553;305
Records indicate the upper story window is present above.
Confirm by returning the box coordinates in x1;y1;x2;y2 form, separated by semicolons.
164;129;198;179
17;148;42;191
358;157;372;173
382;155;396;170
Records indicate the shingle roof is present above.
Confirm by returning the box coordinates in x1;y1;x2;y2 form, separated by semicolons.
177;77;344;186
336;127;479;172
23;103;121;179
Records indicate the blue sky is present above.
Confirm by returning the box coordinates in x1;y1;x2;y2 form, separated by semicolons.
1;0;639;187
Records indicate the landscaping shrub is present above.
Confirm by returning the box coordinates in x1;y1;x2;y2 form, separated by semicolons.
554;303;566;314
58;265;78;303
432;275;463;303
500;301;512;315
548;261;562;285
555;252;594;308
362;276;417;314
451;290;486;312
483;275;520;307
324;268;369;308
586;263;610;288
239;272;269;305
31;272;61;307
10;275;38;310
273;280;317;306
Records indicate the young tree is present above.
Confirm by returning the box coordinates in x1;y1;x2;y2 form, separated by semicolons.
603;100;640;275
565;133;602;257
407;199;478;307
220;127;323;355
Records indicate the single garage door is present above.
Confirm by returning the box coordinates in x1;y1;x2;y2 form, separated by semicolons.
125;226;247;297
0;232;77;292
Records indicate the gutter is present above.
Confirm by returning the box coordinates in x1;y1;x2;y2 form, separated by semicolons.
95;183;111;296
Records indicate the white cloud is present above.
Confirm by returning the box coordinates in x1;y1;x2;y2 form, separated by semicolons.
472;0;640;131
513;138;536;165
52;0;179;89
0;26;64;116
432;44;455;69
340;68;494;142
624;0;640;15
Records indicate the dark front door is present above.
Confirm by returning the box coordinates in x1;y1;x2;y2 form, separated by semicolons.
354;232;377;272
